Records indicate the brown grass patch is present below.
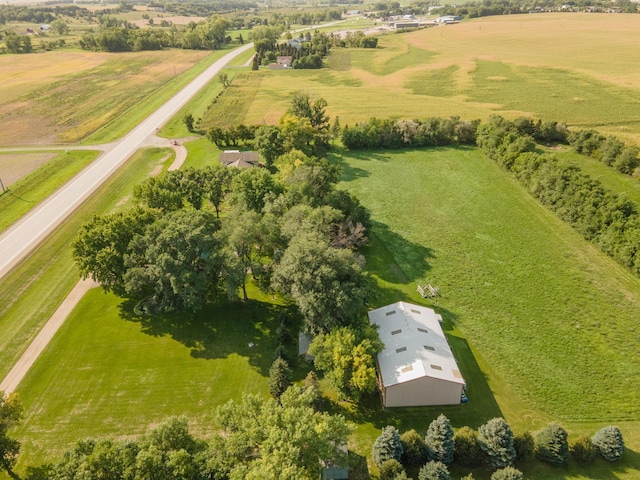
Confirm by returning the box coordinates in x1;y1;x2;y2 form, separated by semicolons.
0;50;199;146
0;152;56;187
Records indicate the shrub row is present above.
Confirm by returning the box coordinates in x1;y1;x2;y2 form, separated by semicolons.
568;129;640;176
373;417;624;480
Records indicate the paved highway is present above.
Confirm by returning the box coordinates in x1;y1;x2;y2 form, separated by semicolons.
0;43;255;281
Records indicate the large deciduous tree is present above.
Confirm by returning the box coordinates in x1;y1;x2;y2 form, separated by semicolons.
0;392;23;475
309;326;382;401
229;167;282;213
72;207;158;295
271;233;374;334
124;209;224;312
215;387;350;479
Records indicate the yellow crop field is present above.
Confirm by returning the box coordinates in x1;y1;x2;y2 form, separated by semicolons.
0;49;200;146
205;13;640;143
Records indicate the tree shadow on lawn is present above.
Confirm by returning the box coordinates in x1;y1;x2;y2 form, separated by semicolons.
364;221;434;285
118;298;288;376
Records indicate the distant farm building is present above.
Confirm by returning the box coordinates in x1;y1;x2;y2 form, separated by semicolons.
436;15;461;24
219;150;260;168
368;301;465;408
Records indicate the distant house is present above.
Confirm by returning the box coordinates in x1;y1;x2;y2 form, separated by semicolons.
276;56;292;68
39;24;51;31
368;301;466;408
219;150;260;168
26;27;34;34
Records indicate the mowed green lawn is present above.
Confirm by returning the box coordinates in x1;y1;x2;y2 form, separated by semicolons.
13;287;279;468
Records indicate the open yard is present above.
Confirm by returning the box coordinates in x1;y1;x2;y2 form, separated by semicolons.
202;13;640;143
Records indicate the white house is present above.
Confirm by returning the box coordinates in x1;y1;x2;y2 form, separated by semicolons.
368;301;465;407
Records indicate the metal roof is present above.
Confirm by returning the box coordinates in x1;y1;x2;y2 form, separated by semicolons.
368;301;465;388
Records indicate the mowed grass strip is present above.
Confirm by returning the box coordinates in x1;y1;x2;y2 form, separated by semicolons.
335;147;640;425
0;150;99;233
13;289;278;468
0;147;173;380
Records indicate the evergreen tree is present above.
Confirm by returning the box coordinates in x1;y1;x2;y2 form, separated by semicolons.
372;426;403;468
535;423;569;465
478;418;516;471
591;426;625;461
425;414;454;465
268;357;291;401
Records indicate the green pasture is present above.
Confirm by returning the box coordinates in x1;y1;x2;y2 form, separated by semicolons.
0;150;98;234
336;147;640;425
0;147;174;382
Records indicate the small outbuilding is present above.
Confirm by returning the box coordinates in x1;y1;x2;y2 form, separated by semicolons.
368;301;465;408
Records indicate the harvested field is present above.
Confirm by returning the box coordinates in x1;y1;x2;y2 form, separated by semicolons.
0;49;200;146
0;153;56;187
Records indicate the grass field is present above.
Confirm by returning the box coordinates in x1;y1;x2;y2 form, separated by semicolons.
200;14;640;144
0;147;174;382
0;150;99;233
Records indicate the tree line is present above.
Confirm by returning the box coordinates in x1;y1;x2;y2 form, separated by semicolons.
370;414;624;480
79;15;231;52
1;385;350;480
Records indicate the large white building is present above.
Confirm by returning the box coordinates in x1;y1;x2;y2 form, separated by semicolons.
368;302;465;407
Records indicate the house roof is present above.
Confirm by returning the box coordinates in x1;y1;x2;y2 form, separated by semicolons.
219;150;259;167
368;301;465;388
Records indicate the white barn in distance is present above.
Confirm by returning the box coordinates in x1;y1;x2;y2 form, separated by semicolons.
368;302;465;407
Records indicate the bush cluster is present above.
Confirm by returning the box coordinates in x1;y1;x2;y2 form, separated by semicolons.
569;130;640;176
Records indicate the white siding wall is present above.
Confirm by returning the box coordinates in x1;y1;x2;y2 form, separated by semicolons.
384;376;463;407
